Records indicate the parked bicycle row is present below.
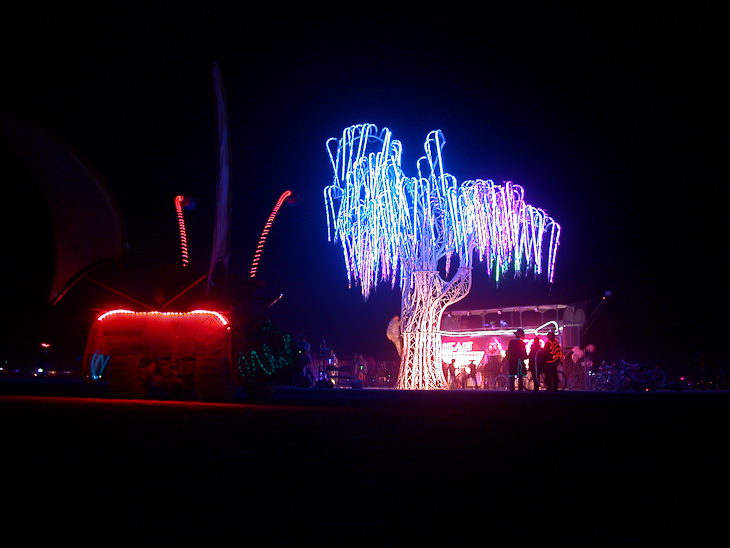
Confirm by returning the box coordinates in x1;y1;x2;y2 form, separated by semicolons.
444;359;669;392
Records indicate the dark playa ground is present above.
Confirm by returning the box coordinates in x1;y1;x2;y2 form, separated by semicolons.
1;380;728;547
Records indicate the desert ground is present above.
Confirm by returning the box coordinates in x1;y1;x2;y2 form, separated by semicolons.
1;379;727;547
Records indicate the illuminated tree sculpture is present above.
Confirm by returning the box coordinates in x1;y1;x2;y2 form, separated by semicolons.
324;124;561;390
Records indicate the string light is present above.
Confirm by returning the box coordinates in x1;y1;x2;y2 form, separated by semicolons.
324;124;561;389
175;195;190;267
250;190;293;278
95;309;229;326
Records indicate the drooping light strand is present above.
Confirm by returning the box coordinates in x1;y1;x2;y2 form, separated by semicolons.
323;124;561;389
174;195;190;267
324;125;560;298
250;190;294;278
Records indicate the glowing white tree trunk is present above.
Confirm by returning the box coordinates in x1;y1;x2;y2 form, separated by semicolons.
324;124;560;390
398;268;472;389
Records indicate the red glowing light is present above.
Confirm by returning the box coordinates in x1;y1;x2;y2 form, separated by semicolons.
486;338;504;356
96;309;229;327
249;190;293;278
175;195;190;267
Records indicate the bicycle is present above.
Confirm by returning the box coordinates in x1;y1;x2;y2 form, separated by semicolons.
522;369;568;391
640;363;666;387
592;361;615;391
493;370;567;391
567;364;598;390
492;373;525;390
594;360;658;391
492;360;529;391
492;362;567;391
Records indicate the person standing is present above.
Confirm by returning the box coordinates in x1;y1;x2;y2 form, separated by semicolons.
543;331;564;391
506;329;528;391
464;359;479;389
296;337;314;387
528;335;542;391
442;358;457;388
386;315;403;357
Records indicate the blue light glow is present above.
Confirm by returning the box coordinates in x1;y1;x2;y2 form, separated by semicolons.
324;124;560;297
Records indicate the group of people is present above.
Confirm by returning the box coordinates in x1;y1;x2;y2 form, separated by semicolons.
389;315;565;391
506;328;564;391
440;328;564;390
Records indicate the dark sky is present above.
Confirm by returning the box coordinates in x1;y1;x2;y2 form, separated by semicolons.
1;3;723;368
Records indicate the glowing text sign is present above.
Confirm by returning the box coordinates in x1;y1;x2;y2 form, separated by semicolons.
441;340;485;368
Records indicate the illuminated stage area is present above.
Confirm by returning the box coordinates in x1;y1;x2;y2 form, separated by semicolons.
440;304;586;389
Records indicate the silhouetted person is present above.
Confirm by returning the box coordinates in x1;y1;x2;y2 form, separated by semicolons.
542;331;564;391
506;329;528;391
464;359;478;388
295;336;314;387
443;358;456;388
299;337;311;366
528;336;542;391
386;315;403;357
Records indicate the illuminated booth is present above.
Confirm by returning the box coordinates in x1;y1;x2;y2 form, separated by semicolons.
440;304;586;388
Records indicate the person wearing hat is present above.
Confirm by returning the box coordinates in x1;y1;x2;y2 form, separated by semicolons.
506;328;528;391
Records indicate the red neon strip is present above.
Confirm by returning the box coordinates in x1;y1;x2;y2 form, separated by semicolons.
249;190;293;278
96;309;229;326
175;195;189;267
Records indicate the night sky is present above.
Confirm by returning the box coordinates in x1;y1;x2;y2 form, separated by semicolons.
1;4;723;371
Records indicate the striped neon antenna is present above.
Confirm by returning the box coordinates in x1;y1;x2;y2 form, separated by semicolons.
250;190;293;278
174;195;190;267
324;124;560;389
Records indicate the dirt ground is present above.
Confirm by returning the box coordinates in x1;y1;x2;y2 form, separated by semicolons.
1;380;728;547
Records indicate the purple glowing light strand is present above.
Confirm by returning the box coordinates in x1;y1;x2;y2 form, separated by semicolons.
328;126;439;295
327;126;408;294
325;125;411;296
